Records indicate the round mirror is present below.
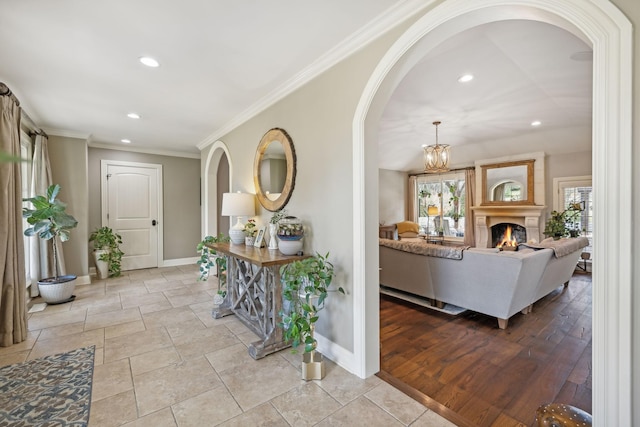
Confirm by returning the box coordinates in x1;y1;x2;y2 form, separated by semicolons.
253;128;296;211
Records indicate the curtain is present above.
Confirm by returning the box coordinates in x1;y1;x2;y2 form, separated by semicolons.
0;83;28;346
28;134;64;296
407;175;417;222
464;168;476;246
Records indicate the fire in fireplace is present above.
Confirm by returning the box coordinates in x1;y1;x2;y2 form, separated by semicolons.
492;224;527;249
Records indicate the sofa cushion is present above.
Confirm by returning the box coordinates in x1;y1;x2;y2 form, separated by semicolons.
396;221;419;234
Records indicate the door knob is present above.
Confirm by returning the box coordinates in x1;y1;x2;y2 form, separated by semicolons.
152;220;157;226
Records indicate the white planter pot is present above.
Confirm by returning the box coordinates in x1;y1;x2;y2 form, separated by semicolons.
93;249;109;279
38;275;76;304
245;236;255;246
278;237;303;255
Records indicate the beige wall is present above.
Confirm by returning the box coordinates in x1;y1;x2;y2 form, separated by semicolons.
48;135;90;279
199;1;638;419
379;169;407;224
87;148;201;262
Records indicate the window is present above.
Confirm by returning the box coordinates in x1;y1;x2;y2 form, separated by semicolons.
415;171;465;239
20;131;33;288
554;176;593;253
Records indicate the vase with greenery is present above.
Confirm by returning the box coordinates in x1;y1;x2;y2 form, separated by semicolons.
23;184;78;303
197;234;230;304
89;226;124;278
243;219;257;245
268;210;287;250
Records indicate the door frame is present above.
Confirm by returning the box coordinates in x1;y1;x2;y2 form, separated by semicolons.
100;160;164;269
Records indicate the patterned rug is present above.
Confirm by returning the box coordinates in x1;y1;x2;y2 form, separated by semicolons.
0;346;95;426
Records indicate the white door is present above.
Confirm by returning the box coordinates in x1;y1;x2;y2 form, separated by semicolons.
101;161;163;271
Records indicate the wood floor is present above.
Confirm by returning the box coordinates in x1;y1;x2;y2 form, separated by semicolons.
379;272;592;427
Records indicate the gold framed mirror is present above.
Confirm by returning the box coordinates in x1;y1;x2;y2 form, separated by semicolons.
253;128;296;211
481;159;534;205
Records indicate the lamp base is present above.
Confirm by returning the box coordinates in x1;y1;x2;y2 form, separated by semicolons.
229;228;245;245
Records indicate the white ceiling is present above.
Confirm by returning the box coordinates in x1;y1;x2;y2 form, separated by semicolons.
1;2;591;168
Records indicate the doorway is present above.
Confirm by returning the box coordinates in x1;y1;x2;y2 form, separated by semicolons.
352;0;633;424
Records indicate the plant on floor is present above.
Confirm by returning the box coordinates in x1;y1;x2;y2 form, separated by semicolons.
279;252;345;353
197;234;230;297
23;184;78;303
89;226;124;277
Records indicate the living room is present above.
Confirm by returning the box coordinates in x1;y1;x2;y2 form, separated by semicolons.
0;1;637;425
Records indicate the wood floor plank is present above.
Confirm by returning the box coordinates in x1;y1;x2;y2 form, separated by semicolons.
379;272;592;427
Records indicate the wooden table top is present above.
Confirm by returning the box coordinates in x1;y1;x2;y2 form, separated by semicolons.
205;242;310;267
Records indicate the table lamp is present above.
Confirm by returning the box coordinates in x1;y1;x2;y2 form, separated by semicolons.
221;192;255;244
427;205;439;235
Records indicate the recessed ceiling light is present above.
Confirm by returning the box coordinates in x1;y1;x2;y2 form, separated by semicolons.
127;113;140;119
531;120;542;127
121;139;131;144
139;56;159;67
458;74;474;83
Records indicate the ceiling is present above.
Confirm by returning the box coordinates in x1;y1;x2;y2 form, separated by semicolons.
1;2;592;169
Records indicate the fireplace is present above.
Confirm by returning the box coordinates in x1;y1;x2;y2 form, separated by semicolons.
492;223;527;248
471;205;546;248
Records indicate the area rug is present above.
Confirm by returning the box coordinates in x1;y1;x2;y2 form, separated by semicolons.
0;346;95;426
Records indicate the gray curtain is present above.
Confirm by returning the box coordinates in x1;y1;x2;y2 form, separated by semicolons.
0;83;28;347
464;168;476;246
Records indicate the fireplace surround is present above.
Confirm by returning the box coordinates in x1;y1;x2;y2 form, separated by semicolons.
472;205;546;248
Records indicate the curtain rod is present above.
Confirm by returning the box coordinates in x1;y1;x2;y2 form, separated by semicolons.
1;82;48;138
409;166;475;177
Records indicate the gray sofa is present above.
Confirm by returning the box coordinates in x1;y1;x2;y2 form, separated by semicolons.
379;237;589;328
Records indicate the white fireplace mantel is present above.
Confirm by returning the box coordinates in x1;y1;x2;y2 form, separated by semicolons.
471;205;546;247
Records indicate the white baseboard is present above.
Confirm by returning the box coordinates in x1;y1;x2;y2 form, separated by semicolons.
162;257;198;267
315;332;355;376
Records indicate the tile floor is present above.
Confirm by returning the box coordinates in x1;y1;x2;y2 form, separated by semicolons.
0;265;456;426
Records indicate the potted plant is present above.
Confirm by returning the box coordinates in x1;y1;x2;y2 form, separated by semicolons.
196;234;230;304
279;252;345;380
243;219;257;245
543;204;583;239
23;184;78;304
89;226;124;278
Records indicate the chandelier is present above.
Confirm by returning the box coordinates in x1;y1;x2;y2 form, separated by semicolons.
423;121;450;173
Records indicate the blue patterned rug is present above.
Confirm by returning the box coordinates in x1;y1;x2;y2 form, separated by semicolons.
0;346;95;426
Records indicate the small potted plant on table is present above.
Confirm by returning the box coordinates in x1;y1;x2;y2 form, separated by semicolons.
89;226;124;278
243;219;257;245
23;184;78;304
279;252;344;380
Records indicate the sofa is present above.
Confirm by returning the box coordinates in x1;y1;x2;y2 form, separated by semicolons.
379;237;589;328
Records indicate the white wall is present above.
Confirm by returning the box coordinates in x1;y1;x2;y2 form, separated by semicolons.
379;169;407;225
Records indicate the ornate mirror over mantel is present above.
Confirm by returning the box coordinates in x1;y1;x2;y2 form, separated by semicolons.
253;128;296;211
481;159;534;205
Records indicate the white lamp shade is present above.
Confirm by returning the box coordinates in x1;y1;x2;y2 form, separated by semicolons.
221;192;255;217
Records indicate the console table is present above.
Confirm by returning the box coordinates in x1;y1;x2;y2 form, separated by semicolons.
206;242;309;359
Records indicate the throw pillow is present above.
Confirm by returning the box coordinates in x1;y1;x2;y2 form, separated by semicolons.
397;221;419;234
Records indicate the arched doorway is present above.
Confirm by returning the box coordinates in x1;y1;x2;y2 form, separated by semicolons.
352;0;632;423
202;141;232;237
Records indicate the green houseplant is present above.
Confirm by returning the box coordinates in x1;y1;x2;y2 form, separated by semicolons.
543;204;583;239
279;252;345;352
23;184;78;303
197;234;230;304
89;226;124;278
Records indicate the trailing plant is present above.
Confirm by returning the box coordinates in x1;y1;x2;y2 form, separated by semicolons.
89;226;125;277
196;234;230;296
23;184;78;280
279;252;345;353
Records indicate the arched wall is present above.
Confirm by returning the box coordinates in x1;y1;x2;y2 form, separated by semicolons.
352;0;632;424
202;141;232;237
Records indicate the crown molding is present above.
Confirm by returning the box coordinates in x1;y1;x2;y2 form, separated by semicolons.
89;141;200;159
43;128;91;140
197;0;430;151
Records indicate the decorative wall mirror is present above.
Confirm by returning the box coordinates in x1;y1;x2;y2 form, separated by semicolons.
253;128;296;211
481;159;535;205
